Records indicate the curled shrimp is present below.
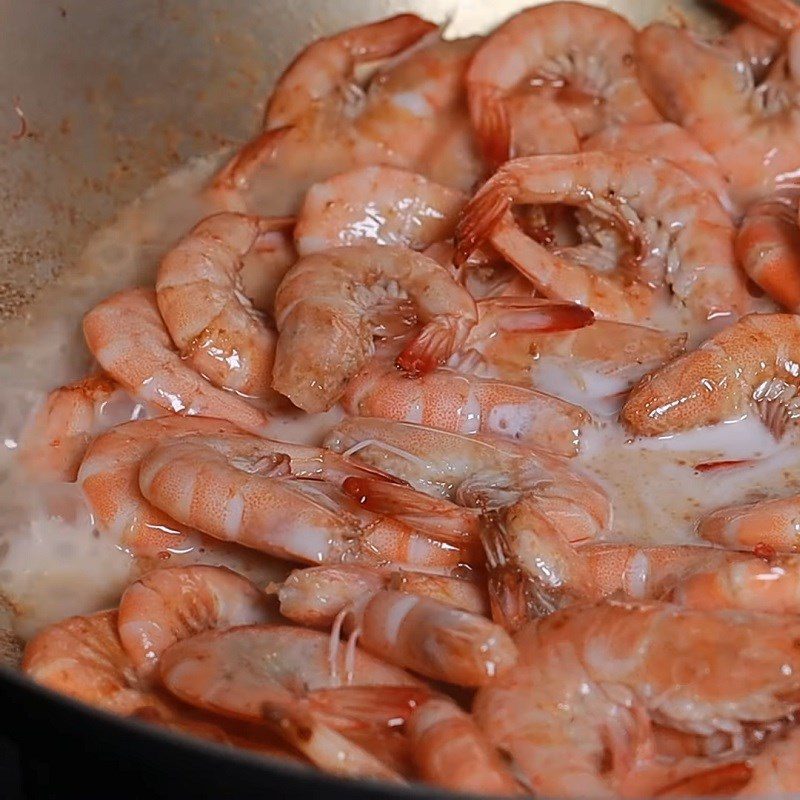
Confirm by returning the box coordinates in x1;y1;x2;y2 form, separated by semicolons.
407;697;522;795
636;1;800;207
156;213;289;398
17;374;144;482
325;417;611;547
117;565;273;682
583;122;738;218
158;625;427;782
622;313;800;437
341;350;590;457
455;153;746;323
138;433;474;572
473;600;800;797
272;244;477;412
466;1;659;168
276;564;489;624
78;416;241;558
735;183;800;311
276;565;514;687
294;166;466;256
82;288;269;436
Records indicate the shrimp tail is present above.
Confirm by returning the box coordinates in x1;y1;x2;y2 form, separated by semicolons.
714;0;800;36
477;297;595;333
208;125;294;198
654;762;752;797
469;83;512;172
343;477;480;542
454;180;513;267
396;316;473;375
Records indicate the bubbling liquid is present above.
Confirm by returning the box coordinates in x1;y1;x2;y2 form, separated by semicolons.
1;150;797;642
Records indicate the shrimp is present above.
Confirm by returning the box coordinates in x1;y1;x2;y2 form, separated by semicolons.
698;494;800;554
325;417;611;546
636;5;800;207
583;122;738;218
276;564;489;624
622;313;800;437
341;354;590;457
470;317;686;404
466;2;659;169
293;166;466;256
276;565;513;686
407;697;522;795
82;288;270;436
158;625;427;782
117;565;273;681
22;609;306;763
263;15;438;131
17;374;144;482
77;417;241;558
155;213;287;398
138;433;474;571
504;95;580;158
473;600;800;798
455;153;746;322
735;183;800;311
272;245;477;412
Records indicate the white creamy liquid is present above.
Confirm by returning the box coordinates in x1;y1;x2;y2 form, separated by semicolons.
0;151;796;642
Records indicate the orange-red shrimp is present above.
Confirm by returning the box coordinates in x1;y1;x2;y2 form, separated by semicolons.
272;245;477;412
82;288;270;436
622;313;800;437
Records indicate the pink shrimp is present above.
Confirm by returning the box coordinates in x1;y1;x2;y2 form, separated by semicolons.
158;625;428;782
272;245;477;412
473;600;800;797
17;374;144;482
622;313;800;437
455;153;746;322
155;213;287;398
735;183;800;311
341;354;590;457
82;288;270;435
466;2;659;169
117;565;273;681
138;433;475;571
293;166;466;256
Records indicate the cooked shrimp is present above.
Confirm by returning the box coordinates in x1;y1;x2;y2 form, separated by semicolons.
139;434;474;571
407;697;522;795
583;122;738;218
698;493;800;554
455;153;746;322
473;601;800;797
82;288;269;435
159;625;426;781
272;245;477;412
505;95;580;157
466;2;659;169
636;8;800;207
117;565;273;681
17;374;144;482
325;417;611;546
264;15;438;131
294;166;466;255
78;417;240;558
155;213;288;398
622;313;800;436
735;183;800;311
22;610;161;716
341;353;590;457
276;564;489;625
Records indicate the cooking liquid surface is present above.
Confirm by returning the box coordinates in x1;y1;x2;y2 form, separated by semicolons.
0;152;796;641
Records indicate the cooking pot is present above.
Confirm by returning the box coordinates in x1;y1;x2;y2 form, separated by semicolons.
0;1;729;797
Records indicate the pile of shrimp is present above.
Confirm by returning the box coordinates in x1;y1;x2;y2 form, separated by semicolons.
18;0;800;795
